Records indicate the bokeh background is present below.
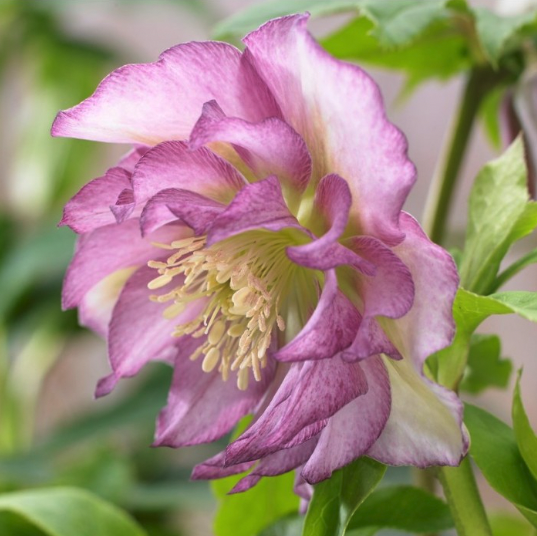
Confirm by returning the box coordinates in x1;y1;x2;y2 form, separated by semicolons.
1;1;536;535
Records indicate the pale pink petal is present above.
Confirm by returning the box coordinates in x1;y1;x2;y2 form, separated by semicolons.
275;270;360;362
106;264;206;387
62;220;188;309
244;14;416;245
154;355;275;447
225;356;367;464
59;167;131;234
301;357;390;483
140;188;226;236
52;42;280;144
190;100;312;197
132;141;245;206
207;175;302;246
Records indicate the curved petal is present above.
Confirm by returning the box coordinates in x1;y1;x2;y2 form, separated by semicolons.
207;175;302;246
52;42;280;144
301;357;390;483
132;141;245;206
286;174;375;274
141;188;226;236
275;270;360;362
154;354;275;447
59;167;131;234
191;451;255;480
244;14;416;245
106;264;206;388
62;220;187;309
190;100;312;197
78;266;136;338
366;356;468;467
225;356;367;464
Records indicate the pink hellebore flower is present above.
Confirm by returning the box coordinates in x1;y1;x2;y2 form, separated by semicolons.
52;14;468;492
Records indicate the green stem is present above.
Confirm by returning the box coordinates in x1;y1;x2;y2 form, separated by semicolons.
439;457;493;536
488;247;537;293
423;69;487;245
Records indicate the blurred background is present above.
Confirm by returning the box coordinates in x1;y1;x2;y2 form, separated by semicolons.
0;1;536;535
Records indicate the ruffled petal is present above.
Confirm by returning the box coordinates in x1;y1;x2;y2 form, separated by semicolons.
301;357;390;483
154;354;275;447
132;141;245;206
190;100;312;198
59;167;131;234
105;264;206;391
244;14;416;245
141;188;226;236
207;175;303;246
52;42;280;144
275;270;360;362
62;220;187;309
225;356;367;464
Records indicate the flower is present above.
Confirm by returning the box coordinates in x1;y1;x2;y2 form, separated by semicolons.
52;14;468;492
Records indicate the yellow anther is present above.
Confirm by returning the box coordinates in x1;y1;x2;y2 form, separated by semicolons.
202;347;220;372
208;320;226;345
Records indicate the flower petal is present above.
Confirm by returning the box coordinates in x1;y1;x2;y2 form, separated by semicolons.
225;355;367;464
191;451;255;480
52;42;280;144
106;264;206;389
154;354;275;447
244;14;416;245
190;100;312;198
301;357;390;483
366;356;468;467
132;141;245;206
275;270;360;362
59;167;131;234
62;220;186;309
140;188;226;236
207;175;302;246
286;174;375;274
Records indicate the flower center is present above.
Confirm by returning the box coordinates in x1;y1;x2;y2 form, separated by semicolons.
147;230;299;390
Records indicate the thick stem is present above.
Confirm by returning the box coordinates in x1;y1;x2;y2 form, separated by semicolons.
439;458;493;536
422;69;488;245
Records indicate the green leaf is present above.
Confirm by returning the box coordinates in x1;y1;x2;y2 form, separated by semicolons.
460;137;529;294
0;487;146;536
213;0;358;40
490;512;535;536
459;334;512;394
212;472;299;536
478;85;505;149
302;457;386;536
473;7;536;66
513;372;537;482
258;515;304;536
464;404;537;528
493;246;537;292
489;291;537;322
347;485;453;533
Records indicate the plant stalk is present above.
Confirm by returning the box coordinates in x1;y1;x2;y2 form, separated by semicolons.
423;69;488;245
439;457;493;536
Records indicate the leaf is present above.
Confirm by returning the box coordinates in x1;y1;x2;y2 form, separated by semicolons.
302;457;386;536
460;137;529;294
478;85;506;149
473;7;536;66
322;15;470;92
489;291;537;322
213;0;358;40
258;515;304;536
490;512;535;536
0;487;146;536
459;334;512;394
464;404;537;528
212;472;299;536
513;372;537;482
347;485;453;533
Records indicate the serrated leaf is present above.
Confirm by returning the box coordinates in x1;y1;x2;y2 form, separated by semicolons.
460;334;512;394
460;137;529;294
0;487;146;536
473;7;536;66
513;372;537;482
464;404;537;528
302;457;386;536
347;485;453;533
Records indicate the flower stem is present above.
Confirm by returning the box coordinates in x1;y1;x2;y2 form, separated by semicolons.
422;69;488;245
438;457;493;536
